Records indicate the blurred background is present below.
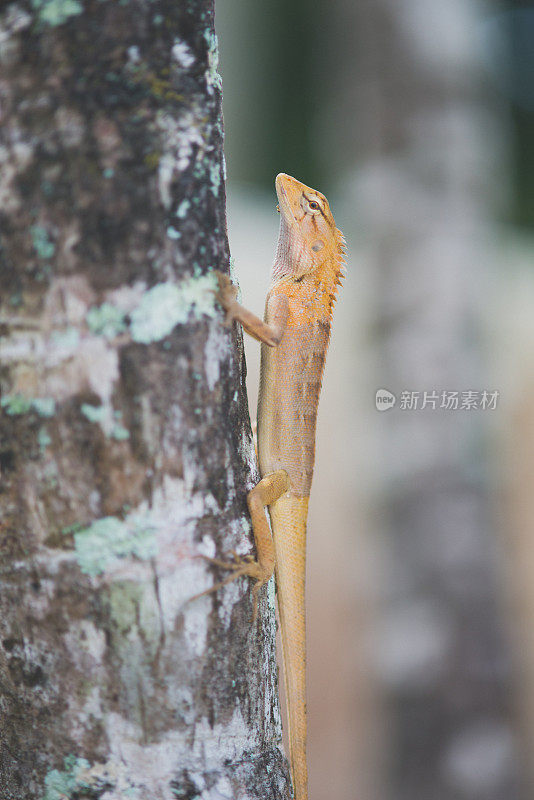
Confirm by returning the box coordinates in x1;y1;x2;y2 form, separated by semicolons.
217;2;534;799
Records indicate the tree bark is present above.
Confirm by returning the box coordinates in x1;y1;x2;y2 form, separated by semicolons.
0;2;289;798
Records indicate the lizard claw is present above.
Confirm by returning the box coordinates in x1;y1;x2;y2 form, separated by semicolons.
213;271;239;327
191;550;268;621
195;553;244;571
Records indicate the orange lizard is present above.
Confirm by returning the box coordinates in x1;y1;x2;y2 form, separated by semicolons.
204;173;345;800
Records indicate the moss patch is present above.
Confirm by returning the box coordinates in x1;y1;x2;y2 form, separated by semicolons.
74;513;157;576
30;224;55;258
31;0;83;27
209;162;221;196
1;395;56;417
175;199;190;218
80;403;106;424
111;423;130;441
32;397;56;417
130;276;217;344
86;302;127;339
38;427;52;453
204;29;222;94
43;755;91;800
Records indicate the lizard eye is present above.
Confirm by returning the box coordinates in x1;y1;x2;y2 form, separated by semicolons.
308;201;319;210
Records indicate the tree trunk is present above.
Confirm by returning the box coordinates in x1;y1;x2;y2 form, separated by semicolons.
0;2;289;798
351;1;521;798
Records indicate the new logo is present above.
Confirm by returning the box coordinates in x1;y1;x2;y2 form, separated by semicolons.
375;389;396;411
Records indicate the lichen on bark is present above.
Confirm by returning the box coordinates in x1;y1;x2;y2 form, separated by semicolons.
0;1;289;797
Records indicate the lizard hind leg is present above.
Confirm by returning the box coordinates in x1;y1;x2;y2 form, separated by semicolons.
192;470;290;620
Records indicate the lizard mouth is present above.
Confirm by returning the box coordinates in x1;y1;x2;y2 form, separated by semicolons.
275;173;298;225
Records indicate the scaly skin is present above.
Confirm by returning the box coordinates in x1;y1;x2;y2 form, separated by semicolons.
208;173;345;800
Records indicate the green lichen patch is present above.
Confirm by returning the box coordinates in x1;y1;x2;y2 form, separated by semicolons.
30;225;55;259
31;0;83;27
175;199;190;219
81;403;130;440
80;403;106;424
74;513;157;576
32;397;56;417
38;427;52;452
130;275;217;344
1;395;56;417
111;423;130;441
166;225;181;240
86;302;127;339
44;755;91;800
1;395;32;415
204;30;222;94
209;162;221;196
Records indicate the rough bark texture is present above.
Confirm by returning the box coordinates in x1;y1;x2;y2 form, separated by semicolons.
0;2;289;798
350;1;521;799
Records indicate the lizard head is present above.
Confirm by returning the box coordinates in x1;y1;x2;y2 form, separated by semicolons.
273;173;346;286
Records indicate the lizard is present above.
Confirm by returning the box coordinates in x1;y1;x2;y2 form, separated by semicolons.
199;173;346;800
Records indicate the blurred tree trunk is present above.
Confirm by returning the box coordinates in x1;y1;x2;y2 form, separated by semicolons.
0;2;289;798
507;372;534;792
348;1;521;799
502;285;534;796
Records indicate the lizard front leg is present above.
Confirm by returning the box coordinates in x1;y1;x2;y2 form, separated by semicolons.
215;272;288;346
194;469;290;619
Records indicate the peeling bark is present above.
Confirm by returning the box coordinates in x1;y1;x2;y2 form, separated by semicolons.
0;2;289;798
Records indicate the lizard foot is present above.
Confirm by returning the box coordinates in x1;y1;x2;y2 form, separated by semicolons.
213;271;239;327
192;552;269;621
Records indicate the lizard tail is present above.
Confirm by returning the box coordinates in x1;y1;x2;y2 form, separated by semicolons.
270;494;309;800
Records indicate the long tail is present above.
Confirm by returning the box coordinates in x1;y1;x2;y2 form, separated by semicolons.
270;494;309;800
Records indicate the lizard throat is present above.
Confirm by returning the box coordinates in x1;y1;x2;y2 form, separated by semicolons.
271;217;311;280
271;217;347;305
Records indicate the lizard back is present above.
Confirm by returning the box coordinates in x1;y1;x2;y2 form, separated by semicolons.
257;277;332;497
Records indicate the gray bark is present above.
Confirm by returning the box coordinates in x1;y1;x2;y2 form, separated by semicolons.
349;1;522;799
0;2;289;798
